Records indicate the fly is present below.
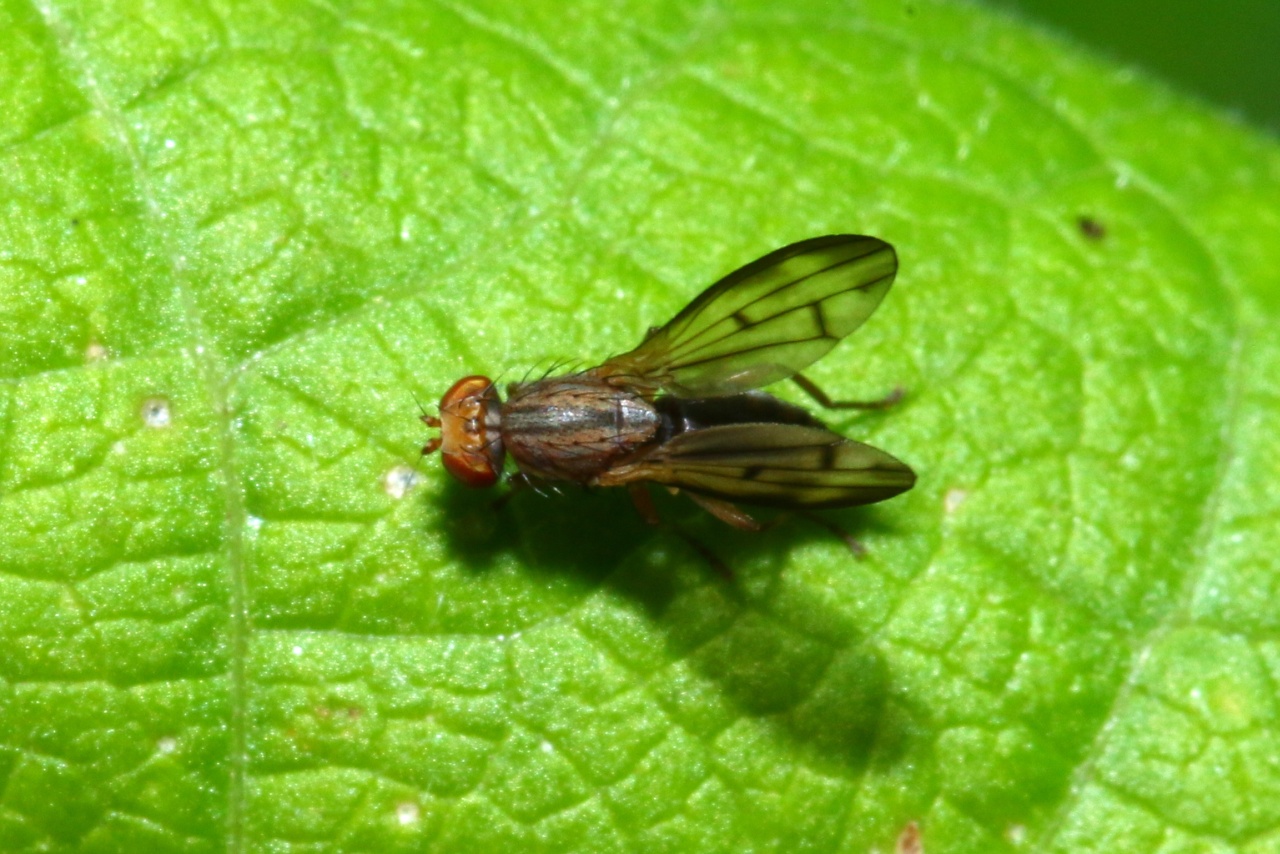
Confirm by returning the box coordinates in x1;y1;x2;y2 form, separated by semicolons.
421;235;915;533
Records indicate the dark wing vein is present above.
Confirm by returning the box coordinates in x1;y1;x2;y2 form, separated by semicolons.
604;423;915;509
596;235;898;397
663;248;878;357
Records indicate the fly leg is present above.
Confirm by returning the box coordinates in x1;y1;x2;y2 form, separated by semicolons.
493;472;538;511
674;529;735;582
682;492;767;581
750;508;866;557
689;489;866;558
633;484;760;532
629;486;736;580
792;373;903;410
794;511;867;557
685;492;761;531
628;483;661;526
683;493;864;570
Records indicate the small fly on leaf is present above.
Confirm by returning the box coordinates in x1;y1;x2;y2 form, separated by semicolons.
421;235;915;533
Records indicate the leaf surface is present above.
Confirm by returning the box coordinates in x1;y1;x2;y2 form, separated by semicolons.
1;0;1279;851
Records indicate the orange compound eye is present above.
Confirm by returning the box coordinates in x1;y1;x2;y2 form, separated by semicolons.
433;375;504;488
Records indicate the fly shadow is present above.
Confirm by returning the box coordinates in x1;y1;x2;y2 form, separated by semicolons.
423;477;915;776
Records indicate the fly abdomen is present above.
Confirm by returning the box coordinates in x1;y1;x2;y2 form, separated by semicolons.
655;391;826;440
501;377;662;482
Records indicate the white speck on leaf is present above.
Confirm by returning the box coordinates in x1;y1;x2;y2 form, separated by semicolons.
142;397;171;428
944;488;968;514
383;464;421;499
396;802;420;825
157;737;178;755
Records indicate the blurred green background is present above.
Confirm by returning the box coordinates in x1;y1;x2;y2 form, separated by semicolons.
982;0;1280;135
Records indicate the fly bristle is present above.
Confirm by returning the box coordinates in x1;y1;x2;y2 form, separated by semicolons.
528;357;584;383
539;358;567;381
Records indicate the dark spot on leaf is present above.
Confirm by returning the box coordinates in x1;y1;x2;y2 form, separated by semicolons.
896;821;923;854
1078;215;1106;241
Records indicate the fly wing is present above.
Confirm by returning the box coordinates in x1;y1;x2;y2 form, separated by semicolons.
595;235;897;396
601;423;915;509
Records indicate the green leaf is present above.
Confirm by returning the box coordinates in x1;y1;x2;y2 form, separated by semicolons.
2;0;1278;851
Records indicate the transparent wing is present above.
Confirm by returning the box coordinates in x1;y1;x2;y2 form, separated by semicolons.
596;235;897;396
601;423;915;509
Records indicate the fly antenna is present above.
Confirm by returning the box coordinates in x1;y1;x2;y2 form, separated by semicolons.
414;388;441;429
413;388;442;456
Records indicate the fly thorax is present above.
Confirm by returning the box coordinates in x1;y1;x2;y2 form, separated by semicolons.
500;378;661;482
